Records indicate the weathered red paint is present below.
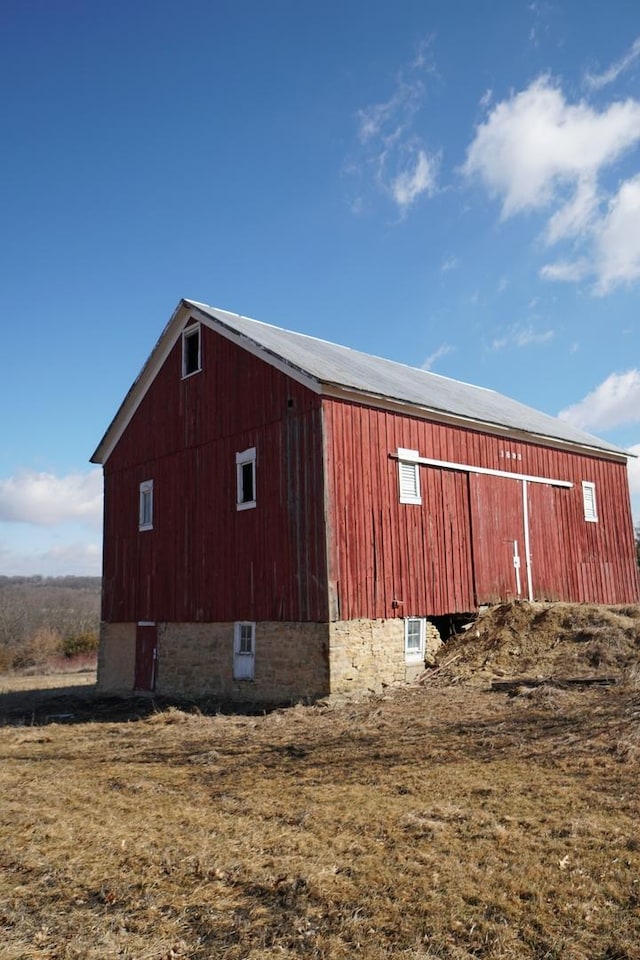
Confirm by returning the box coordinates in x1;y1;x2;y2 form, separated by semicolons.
322;400;640;616
102;320;329;624
102;317;640;627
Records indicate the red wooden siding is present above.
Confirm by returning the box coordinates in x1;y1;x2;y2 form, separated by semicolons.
102;321;328;623
323;399;640;618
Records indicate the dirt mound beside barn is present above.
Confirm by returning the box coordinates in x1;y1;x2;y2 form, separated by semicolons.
432;601;640;687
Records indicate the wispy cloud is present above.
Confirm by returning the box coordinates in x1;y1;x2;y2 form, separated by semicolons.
349;38;440;215
491;324;554;350
540;259;590;282
391;149;438;212
558;370;640;430
585;36;640;91
0;469;103;527
422;344;454;370
440;255;459;273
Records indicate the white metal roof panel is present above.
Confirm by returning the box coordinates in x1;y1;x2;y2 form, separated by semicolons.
189;300;625;457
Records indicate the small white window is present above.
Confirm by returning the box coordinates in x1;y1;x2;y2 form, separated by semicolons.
139;480;153;531
233;621;256;680
182;324;202;377
582;481;598;522
405;617;425;662
236;447;256;510
398;448;422;505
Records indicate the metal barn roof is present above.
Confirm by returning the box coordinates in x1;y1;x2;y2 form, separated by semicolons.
189;300;625;458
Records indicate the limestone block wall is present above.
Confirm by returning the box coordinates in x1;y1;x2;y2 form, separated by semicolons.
97;622;136;693
157;621;330;702
329;618;406;694
97;617;441;701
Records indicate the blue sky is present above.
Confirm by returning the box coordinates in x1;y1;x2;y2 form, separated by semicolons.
1;0;639;575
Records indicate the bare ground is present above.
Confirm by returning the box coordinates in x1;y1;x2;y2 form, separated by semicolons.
0;601;639;960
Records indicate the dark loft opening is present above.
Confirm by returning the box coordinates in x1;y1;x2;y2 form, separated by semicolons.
241;462;254;503
183;328;200;376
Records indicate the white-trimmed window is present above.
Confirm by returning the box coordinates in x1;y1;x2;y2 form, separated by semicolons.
582;481;598;522
182;324;202;377
236;447;256;510
405;617;425;662
233;621;256;680
398;448;422;505
139;480;153;531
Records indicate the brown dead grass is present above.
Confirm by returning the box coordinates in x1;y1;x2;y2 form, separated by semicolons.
1;603;639;959
433;601;640;686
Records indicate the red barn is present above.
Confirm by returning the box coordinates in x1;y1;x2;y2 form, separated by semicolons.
91;299;640;699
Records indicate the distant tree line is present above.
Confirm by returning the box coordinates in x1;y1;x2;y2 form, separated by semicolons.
0;577;101;671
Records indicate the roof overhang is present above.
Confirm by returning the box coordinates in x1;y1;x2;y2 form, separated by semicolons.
91;298;633;466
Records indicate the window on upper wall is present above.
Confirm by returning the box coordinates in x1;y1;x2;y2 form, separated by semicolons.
182;324;201;377
236;447;256;510
404;617;425;662
139;480;153;531
582;481;598;522
398;448;422;505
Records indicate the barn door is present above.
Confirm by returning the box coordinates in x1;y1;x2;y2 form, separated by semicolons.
469;474;525;604
134;622;158;691
526;483;568;600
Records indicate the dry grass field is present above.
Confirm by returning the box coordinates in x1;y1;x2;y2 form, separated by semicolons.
1;602;639;960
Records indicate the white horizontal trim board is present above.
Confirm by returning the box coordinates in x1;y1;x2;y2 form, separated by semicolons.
395;448;572;488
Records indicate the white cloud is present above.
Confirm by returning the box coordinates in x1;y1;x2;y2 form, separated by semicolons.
539;259;590;282
350;43;440;215
391;149;438;211
545;176;599;244
479;88;493;110
422;344;454;370
627;444;640;497
585;37;640;91
593;174;640;293
0;469;103;527
0;538;101;577
558;370;640;430
491;325;554;350
465;75;640;294
440;256;459;272
463;76;640;219
357;80;423;144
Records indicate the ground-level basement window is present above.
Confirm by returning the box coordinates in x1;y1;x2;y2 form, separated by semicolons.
404;617;425;662
182;324;201;377
233;621;255;680
236;447;256;510
582;481;598;522
398;448;422;505
138;479;153;530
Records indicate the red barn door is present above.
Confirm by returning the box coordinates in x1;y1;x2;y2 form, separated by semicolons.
134;622;158;691
469;473;525;604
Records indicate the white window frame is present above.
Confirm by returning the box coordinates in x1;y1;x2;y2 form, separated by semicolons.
236;447;256;510
404;617;425;662
582;481;598;523
398;448;422;505
233;621;256;680
139;480;153;531
182;323;202;378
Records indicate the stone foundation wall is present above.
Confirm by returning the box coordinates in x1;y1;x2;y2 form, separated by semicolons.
329;618;405;694
156;621;329;702
97;622;136;693
329;618;442;694
98;617;441;701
